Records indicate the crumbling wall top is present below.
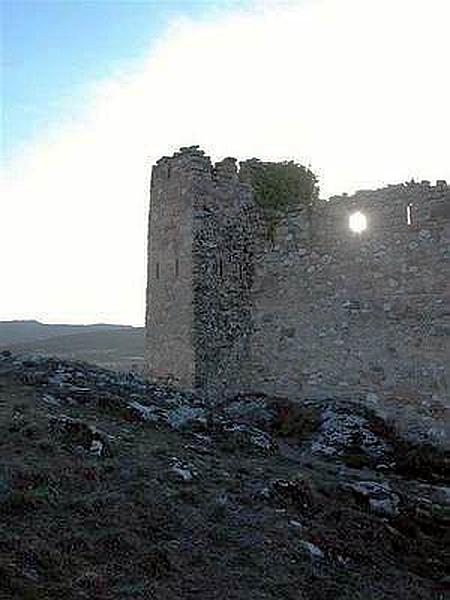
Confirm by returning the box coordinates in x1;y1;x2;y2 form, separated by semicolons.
213;157;239;181
326;179;448;204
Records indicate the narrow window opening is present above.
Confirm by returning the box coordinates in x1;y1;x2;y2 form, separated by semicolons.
218;258;223;278
239;263;245;281
167;165;171;179
156;262;160;280
175;258;179;277
406;203;413;226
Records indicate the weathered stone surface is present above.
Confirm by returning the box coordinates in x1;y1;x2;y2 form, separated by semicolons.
166;406;207;430
145;148;450;449
49;414;113;457
346;480;401;518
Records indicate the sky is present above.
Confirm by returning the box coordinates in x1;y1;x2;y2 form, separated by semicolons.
1;0;449;326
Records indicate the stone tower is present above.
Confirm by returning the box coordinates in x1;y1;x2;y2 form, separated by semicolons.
145;146;257;396
146;146;450;434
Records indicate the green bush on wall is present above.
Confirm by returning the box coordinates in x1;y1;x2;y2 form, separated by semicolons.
245;160;319;241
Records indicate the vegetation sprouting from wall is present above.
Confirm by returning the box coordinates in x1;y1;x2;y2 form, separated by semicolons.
241;160;319;240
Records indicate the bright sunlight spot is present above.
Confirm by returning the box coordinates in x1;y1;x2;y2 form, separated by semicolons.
349;211;367;233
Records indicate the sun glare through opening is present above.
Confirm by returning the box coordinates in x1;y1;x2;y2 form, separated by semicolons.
349;211;367;234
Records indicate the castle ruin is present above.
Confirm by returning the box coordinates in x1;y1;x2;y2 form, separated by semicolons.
145;146;450;430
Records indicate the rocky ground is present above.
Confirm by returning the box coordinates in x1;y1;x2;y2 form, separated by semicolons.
0;351;449;599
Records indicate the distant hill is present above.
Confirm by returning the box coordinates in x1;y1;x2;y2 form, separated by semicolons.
0;320;136;345
0;321;144;372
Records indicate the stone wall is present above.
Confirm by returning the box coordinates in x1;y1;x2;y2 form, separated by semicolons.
192;156;257;400
145;150;197;387
145;147;258;396
145;148;450;442
243;180;450;440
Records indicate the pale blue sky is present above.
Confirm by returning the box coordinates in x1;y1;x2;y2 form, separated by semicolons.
2;0;251;157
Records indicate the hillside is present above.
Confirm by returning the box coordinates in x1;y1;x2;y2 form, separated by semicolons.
0;321;137;345
0;321;144;372
1;351;449;599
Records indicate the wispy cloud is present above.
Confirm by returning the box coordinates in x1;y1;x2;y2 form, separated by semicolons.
2;0;449;324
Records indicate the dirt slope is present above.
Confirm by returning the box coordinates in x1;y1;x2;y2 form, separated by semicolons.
0;352;449;599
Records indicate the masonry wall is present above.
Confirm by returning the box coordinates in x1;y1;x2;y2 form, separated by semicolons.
145;151;196;387
191;156;257;399
245;182;450;410
145;147;258;394
145;147;450;429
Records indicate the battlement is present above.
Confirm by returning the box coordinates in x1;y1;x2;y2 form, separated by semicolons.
153;146;252;189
